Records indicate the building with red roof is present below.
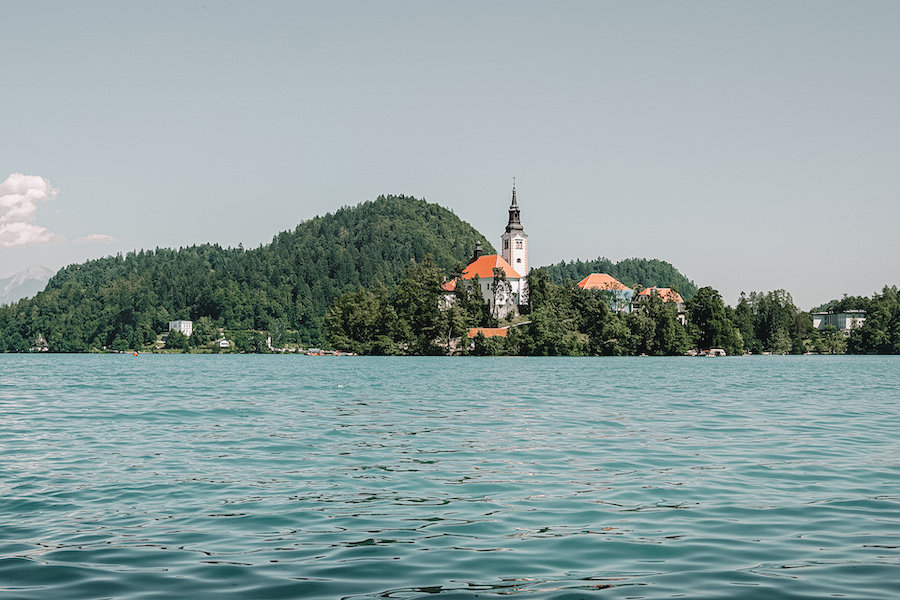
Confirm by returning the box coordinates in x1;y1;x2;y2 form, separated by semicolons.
466;327;509;339
461;252;522;280
576;273;629;291
632;287;686;323
575;273;635;313
636;287;684;304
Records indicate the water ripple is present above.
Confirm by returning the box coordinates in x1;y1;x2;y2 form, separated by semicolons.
0;355;898;599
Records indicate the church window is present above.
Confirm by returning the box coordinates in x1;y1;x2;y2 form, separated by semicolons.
504;239;509;249
515;240;523;249
517;258;521;263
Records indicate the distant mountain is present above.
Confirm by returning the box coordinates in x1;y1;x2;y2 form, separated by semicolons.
544;257;698;299
0;265;53;305
0;196;494;351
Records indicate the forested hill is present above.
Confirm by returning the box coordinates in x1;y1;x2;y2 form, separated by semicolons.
0;195;493;351
545;257;699;299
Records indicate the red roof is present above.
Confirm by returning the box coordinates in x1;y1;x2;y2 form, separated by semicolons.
637;287;684;303
467;327;509;338
461;254;521;280
440;279;457;292
576;273;631;291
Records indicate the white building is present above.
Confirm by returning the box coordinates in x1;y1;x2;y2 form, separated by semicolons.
441;182;530;319
168;320;193;337
811;310;865;333
460;247;525;319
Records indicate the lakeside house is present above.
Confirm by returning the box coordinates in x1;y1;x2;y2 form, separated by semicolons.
811;310;865;334
575;273;634;313
30;333;49;352
632;287;686;324
439;279;457;310
168;320;193;337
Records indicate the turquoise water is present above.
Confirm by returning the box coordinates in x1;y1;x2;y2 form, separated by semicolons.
1;355;898;599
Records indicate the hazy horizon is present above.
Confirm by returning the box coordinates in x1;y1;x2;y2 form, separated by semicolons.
3;1;898;309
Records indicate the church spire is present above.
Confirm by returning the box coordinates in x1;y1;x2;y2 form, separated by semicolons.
505;177;523;233
500;177;529;284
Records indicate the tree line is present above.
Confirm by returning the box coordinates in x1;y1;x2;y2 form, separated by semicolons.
326;262;899;356
0;196;492;352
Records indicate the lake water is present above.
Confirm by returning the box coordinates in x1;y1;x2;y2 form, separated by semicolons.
0;355;898;599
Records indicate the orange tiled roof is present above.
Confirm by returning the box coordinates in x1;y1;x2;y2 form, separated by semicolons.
441;279;457;292
637;287;684;303
461;254;521;280
466;327;509;338
576;273;631;291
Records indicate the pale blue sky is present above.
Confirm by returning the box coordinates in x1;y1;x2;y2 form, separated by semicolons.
2;1;898;308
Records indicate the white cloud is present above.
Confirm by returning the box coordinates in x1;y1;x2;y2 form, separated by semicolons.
77;233;117;244
0;222;58;247
0;173;61;247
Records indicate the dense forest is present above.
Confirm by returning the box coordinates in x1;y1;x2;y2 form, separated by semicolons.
545;257;698;299
0;196;493;351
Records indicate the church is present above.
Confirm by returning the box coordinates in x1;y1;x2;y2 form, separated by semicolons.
445;183;529;319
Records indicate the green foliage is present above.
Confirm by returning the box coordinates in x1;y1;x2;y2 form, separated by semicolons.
686;287;743;355
847;286;900;354
812;325;846;354
571;287;614;354
522;305;587;356
327;257;471;355
510;269;580;355
470;332;506;356
326;287;393;355
164;329;188;351
730;290;813;354
391;256;447;355
545;257;698;299
452;275;495;329
189;317;217;348
811;294;872;314
229;330;270;353
0;195;492;352
639;294;690;355
1;331;28;352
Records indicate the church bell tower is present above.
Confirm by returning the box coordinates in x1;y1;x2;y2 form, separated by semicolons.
501;179;528;277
